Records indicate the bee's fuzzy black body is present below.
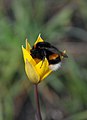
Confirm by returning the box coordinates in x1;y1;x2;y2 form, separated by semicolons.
30;42;67;70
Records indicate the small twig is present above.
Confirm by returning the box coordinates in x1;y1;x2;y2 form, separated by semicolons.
34;84;42;120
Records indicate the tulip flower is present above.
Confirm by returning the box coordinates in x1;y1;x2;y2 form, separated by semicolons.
22;34;52;120
22;34;67;120
22;34;52;84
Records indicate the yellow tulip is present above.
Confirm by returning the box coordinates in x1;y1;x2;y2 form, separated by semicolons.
22;34;52;84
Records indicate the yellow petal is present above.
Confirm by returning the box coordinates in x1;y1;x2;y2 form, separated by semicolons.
34;34;44;45
41;70;52;81
26;38;31;52
22;46;36;65
35;58;49;81
25;59;40;83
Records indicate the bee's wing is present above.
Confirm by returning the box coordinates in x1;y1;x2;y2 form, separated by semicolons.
45;46;68;58
45;46;62;55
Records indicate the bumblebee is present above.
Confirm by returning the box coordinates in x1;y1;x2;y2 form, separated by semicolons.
30;42;68;71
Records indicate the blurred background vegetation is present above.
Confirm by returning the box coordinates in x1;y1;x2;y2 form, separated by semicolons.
0;0;87;120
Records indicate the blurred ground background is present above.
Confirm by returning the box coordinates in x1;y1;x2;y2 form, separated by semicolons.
0;0;87;120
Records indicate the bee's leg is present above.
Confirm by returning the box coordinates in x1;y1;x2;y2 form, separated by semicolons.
40;50;46;68
40;56;45;68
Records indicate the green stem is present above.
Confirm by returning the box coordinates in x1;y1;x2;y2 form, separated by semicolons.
34;84;42;120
